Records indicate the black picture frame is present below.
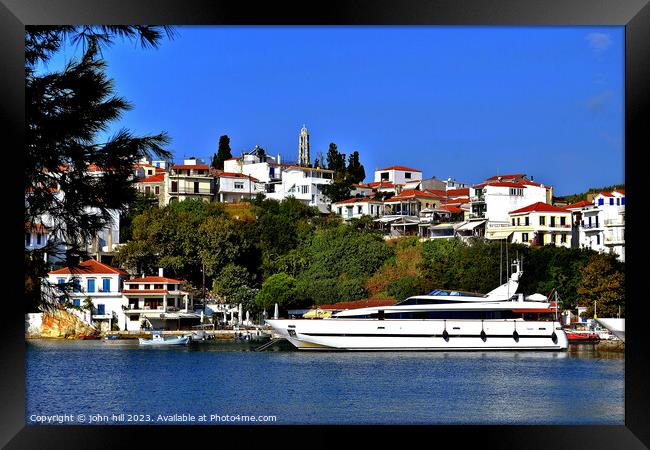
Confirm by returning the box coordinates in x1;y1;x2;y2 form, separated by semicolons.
3;0;648;448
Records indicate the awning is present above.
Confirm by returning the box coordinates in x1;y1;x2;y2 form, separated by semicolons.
457;220;486;231
141;311;201;319
486;230;514;240
303;309;333;319
431;223;455;229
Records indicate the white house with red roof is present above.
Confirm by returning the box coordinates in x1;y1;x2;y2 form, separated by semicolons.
585;190;625;261
163;157;216;205
122;268;200;331
491;202;572;247
565;200;606;254
216;172;266;202
331;197;385;220
47;259;130;331
374;165;422;186
471;175;551;235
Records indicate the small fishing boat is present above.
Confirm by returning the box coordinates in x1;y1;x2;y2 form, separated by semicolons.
138;331;190;346
563;322;600;344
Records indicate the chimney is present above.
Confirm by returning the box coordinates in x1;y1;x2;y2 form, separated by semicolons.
158;267;164;278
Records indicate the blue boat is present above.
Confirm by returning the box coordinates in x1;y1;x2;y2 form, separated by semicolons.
138;331;190;346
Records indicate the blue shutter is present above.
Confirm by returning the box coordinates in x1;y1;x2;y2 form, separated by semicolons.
609;198;614;205
621;198;625;205
103;279;111;292
598;199;604;205
73;299;81;306
97;304;105;315
87;279;95;293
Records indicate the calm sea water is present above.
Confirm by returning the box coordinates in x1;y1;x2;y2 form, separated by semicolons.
26;340;624;425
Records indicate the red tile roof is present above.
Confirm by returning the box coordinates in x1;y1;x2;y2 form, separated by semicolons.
446;188;470;196
334;197;382;205
509;202;570;215
218;172;260;182
170;164;210;171
598;192;614;197
377;165;422;172
25;222;48;234
486;173;526;181
49;259;129;276
614;189;625;195
125;276;183;284
138;174;165;183
565;200;594;210
315;299;397;310
424;189;447;196
443;197;470;205
439;205;463;214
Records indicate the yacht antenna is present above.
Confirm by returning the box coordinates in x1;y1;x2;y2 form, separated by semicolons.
506;242;510;298
499;239;503;285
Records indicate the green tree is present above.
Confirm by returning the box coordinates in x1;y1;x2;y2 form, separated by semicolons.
346;151;366;184
326;142;346;173
25;26;174;267
577;254;625;318
212;264;254;300
119;191;159;242
256;273;298;313
211;135;232;170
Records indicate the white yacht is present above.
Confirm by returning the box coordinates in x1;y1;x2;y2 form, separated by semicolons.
266;259;568;351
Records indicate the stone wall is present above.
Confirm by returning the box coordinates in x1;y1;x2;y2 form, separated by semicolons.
39;308;98;338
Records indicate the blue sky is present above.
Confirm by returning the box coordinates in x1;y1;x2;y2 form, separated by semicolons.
45;26;624;195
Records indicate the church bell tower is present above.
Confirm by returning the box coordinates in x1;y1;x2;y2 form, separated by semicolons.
298;125;310;167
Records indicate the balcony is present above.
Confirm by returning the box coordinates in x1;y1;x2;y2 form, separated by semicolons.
169;187;215;195
469;213;485;219
470;195;485;203
604;235;624;245
604;218;625;227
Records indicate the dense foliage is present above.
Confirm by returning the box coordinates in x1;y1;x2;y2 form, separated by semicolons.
114;198;625;319
210;135;232;170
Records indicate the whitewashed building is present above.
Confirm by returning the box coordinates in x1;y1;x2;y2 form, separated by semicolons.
374;165;422;186
265;165;334;212
332;197;385;220
47;259;130;331
216;172;266;202
595;190;625;262
566;200;606;253
472;175;551;239
121;269;200;331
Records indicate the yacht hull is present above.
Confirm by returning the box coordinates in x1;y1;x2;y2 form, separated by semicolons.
266;319;568;351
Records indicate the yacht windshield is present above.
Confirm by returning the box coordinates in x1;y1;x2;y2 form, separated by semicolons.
428;289;484;297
